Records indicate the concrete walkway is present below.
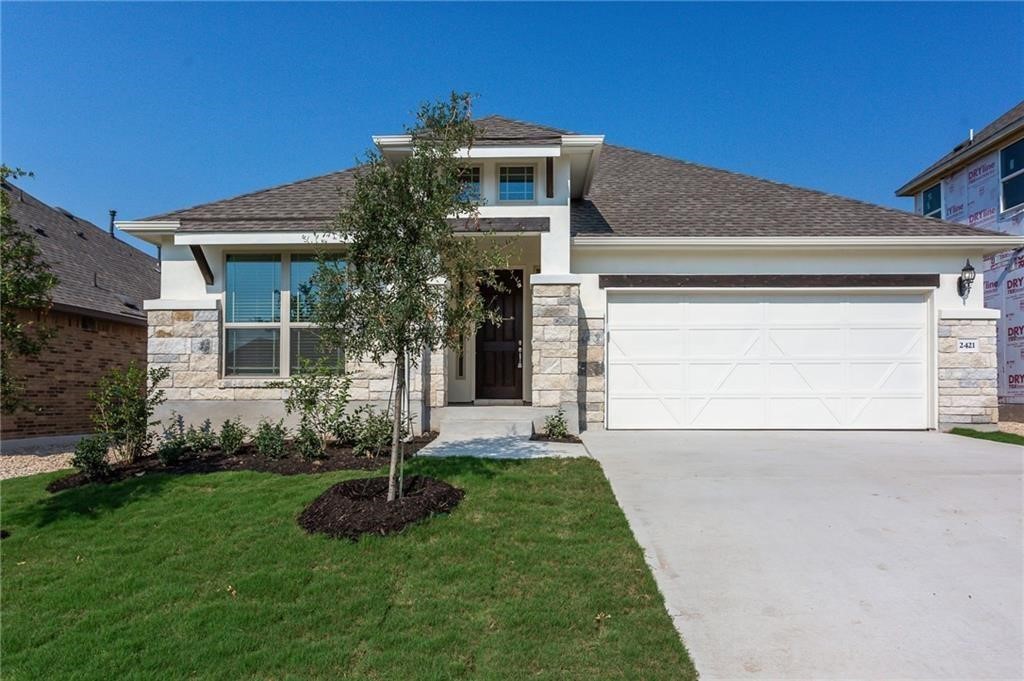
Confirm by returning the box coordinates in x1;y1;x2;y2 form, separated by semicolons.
419;405;587;459
585;429;1024;680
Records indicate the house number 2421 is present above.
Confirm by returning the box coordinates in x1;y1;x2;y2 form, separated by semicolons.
957;339;979;353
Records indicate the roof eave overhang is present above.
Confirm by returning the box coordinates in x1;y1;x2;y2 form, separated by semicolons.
896;122;1024;197
572;235;1024;255
116;220;179;244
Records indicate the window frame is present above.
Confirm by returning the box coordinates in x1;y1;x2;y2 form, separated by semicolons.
922;183;942;219
497;164;537;203
222;251;343;378
1000;138;1024;214
458;165;483;203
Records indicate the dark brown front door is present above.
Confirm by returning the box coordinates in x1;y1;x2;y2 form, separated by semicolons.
476;269;523;400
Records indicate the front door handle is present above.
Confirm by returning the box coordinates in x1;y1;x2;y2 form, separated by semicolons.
517;340;523;369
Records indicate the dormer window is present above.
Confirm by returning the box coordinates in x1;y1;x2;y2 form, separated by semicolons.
499;166;534;201
458;166;481;201
922;183;942;218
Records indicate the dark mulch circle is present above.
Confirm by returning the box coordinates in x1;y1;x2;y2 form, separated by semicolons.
298;475;464;541
46;433;437;494
530;433;584;444
0;530;10;540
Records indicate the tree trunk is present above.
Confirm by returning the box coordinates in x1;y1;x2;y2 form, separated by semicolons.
387;349;405;502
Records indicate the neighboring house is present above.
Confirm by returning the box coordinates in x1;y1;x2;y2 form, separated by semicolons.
1;182;160;439
119;115;1023;433
897;100;1024;421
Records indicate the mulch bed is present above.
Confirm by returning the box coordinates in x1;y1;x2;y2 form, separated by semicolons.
45;433;437;494
0;530;9;540
530;433;584;444
298;475;464;541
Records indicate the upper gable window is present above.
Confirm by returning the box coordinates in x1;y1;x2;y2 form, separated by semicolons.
499;166;534;201
1001;138;1024;212
458;166;482;201
922;184;942;218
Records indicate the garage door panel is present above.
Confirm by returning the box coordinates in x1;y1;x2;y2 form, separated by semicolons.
767;329;842;357
606;291;930;430
607;398;683;429
768;362;844;392
607;362;684;393
689;328;761;356
767;397;843;428
607;329;682;360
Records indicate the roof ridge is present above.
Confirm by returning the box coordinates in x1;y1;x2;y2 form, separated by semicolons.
142;165;360;220
600;143;996;235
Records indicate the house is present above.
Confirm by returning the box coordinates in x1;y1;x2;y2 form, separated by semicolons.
897;100;1024;421
118;116;1024;433
1;182;160;439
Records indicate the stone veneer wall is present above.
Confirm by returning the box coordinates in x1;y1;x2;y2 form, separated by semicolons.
577;316;605;429
937;317;998;429
531;283;579;410
148;309;434;433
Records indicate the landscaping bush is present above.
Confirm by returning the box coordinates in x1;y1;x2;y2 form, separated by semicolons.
70;435;111;480
351;405;405;458
543;407;570;439
185;419;217;452
296;422;325;460
219;418;249;456
278;358;350;453
253;419;288;459
89;363;170;463
156;413;189;466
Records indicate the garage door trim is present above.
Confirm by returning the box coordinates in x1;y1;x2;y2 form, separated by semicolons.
599;273;941;288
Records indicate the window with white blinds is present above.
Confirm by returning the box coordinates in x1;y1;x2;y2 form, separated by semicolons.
223;253;343;377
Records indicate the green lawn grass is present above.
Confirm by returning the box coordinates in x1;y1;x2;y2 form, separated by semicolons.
950;427;1024;446
1;457;696;680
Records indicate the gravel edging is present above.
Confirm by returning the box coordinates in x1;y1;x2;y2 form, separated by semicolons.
0;452;74;480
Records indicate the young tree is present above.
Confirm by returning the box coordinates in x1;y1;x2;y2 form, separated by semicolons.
314;92;508;501
1;166;58;413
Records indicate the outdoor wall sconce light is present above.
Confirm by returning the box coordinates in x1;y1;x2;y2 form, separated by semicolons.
957;259;976;299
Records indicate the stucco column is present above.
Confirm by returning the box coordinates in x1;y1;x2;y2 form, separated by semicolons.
530;274;581;421
937;309;999;430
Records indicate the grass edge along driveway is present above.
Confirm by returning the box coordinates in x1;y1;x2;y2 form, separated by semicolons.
1;456;696;680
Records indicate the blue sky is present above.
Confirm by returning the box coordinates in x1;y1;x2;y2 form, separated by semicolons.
3;2;1022;256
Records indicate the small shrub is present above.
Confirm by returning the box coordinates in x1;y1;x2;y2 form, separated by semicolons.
351;405;404;458
543;407;570;439
253;419;288;459
155;438;188;466
296;422;325;460
278;359;350;453
185;419;217;453
89;363;171;463
71;435;111;480
219;418;249;457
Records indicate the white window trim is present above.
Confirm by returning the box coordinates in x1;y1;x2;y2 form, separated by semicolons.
1000;139;1024;214
459;165;484;203
497;163;538;204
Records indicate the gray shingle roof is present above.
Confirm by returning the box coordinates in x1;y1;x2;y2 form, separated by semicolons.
4;182;159;323
140;115;1000;239
897;100;1024;196
572;144;998;238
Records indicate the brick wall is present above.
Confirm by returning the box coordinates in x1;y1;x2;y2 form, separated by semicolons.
937;317;999;429
1;308;147;439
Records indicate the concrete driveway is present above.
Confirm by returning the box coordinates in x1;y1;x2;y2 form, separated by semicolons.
584;430;1023;680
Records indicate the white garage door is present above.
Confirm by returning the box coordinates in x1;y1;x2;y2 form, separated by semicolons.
606;291;930;429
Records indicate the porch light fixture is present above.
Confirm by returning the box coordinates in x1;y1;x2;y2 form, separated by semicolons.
957;259;976;299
